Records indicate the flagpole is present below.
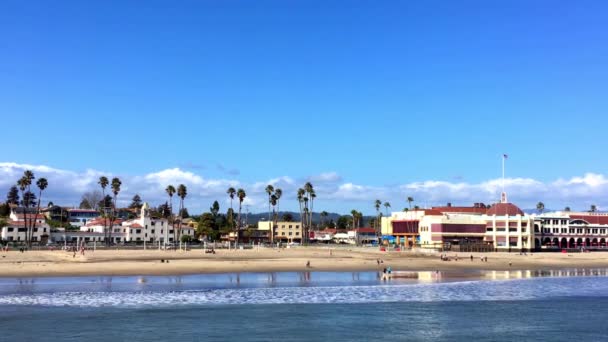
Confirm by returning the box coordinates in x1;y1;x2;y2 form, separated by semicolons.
502;154;505;195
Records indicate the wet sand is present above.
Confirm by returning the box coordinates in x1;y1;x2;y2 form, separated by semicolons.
0;247;607;277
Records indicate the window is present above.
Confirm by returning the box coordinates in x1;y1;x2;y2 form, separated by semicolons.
295;232;300;236
601;229;606;235
7;228;13;232
552;228;559;234
289;232;293;236
569;228;575;234
282;225;285;228
561;228;567;234
18;228;26;232
509;228;517;232
486;227;493;232
151;230;155;234
577;229;583;234
151;222;155;226
169;230;174;234
593;229;598;234
497;228;506;232
33;228;38;232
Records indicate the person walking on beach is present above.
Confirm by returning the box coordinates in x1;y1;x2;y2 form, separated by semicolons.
470;255;473;261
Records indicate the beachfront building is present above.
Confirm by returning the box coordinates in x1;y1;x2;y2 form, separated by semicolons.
381;200;536;251
258;221;302;243
78;203;194;244
1;210;51;243
67;209;99;227
535;211;608;250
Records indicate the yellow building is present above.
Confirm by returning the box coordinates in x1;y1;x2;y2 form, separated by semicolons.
258;221;302;243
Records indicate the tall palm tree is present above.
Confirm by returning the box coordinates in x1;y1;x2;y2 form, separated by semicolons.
98;176;110;243
226;187;236;230
297;188;305;229
407;196;414;210
31;178;48;247
383;202;391;217
564;206;571;212
304;182;314;243
236;188;246;246
320;211;329;227
176;184;187;244
351;210;358;229
374;199;382;234
108;177;122;246
265;184;274;223
275;188;282;216
22;171;35;244
590;204;597;213
164;185;176;244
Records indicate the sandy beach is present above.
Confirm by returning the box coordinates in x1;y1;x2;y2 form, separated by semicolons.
1;247;608;277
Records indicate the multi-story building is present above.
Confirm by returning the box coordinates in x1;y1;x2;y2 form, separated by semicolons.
382;198;536;251
67;209;99;227
1;209;51;243
78;203;194;244
258;221;302;243
535;211;608;249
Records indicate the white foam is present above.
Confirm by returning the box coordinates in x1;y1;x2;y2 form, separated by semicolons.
0;277;606;308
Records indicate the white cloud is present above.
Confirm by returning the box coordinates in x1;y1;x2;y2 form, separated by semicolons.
1;162;608;214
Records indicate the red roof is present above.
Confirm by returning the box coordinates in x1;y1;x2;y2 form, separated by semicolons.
14;214;45;220
318;229;337;234
433;206;487;214
130;223;143;228
486;203;524;216
355;227;376;233
570;214;608;225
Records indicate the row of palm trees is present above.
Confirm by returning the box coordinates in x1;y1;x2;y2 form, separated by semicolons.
537;201;598;214
97;176;123;246
15;170;48;248
226;187;246;244
264;185;282;243
164;184;188;244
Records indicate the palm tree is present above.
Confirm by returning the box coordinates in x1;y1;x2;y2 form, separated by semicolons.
176;184;187;244
31;178;48;247
383;202;391;217
304;182;314;243
407;196;414;210
108;177;122;246
536;202;545;215
21;171;35;245
564;206;571;212
351;210;358;229
275;188;282;216
265;184;274;220
98;176;110;244
226;187;236;230
590;204;597;213
297;188;305;231
320;211;329;227
236;188;246;246
374;200;381;234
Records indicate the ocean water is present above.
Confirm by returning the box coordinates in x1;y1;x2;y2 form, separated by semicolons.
1;270;608;341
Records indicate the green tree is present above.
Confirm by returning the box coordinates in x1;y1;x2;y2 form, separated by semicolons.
129;194;143;209
210;201;220;217
564;206;571;212
180;235;192;243
590;204;597;213
336;215;352;229
197;212;216;239
374;200;381;234
536;202;545;215
320;211;329;227
0;202;9;217
6;186;19;205
282;212;294;222
179;208;190;218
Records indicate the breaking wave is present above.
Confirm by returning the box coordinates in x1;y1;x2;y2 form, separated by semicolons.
1;276;607;307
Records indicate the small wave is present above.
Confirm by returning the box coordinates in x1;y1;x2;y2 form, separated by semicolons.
0;277;607;308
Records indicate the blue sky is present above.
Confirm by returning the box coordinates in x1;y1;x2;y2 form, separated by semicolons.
1;1;608;214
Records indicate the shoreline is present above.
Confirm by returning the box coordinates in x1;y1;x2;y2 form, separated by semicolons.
2;247;608;278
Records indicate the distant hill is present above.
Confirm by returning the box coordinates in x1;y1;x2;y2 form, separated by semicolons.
243;211;376;226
